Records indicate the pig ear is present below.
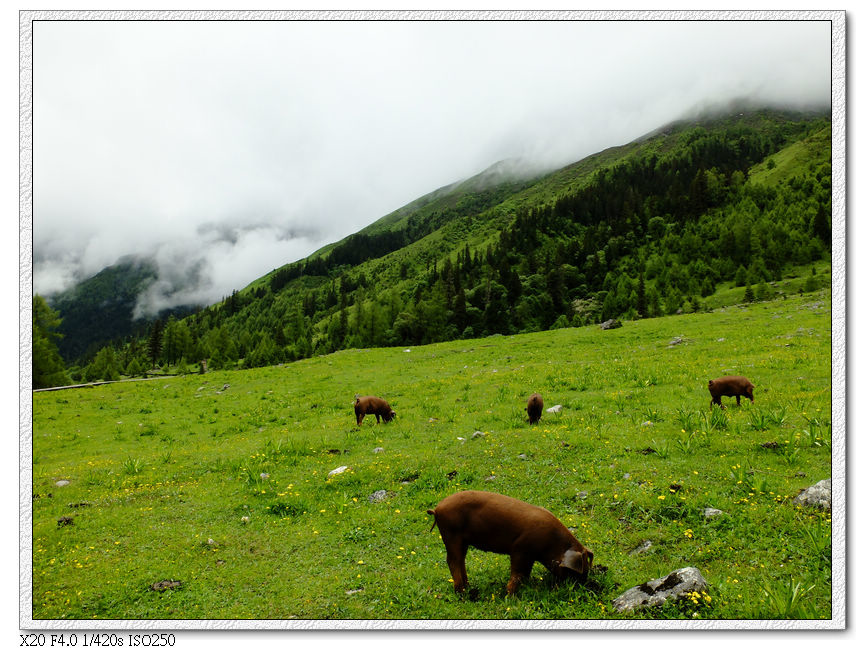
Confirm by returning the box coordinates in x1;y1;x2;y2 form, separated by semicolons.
561;549;587;573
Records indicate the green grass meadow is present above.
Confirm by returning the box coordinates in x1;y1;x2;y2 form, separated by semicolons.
31;291;833;622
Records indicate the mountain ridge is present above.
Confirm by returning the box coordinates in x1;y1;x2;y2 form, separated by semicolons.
38;104;832;377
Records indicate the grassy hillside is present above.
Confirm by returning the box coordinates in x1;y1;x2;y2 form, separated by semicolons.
43;106;832;411
31;290;832;621
200;108;831;365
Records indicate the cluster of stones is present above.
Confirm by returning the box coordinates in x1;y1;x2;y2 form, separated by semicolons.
611;479;830;612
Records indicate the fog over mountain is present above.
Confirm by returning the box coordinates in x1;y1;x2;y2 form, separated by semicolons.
31;18;831;316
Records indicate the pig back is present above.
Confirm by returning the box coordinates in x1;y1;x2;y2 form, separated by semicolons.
709;375;753;396
356;396;390;413
434;490;574;555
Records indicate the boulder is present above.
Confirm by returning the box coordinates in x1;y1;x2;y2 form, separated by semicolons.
368;490;392;504
600;319;622;330
792;478;831;511
327;465;350;478
703;507;725;519
612;567;708;613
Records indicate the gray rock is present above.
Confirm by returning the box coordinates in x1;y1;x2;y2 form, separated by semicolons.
600;319;622;330
612;567;708;613
703;507;725;519
484;475;497;482
372;447;385;454
471;431;486;439
576;491;588;500
327;465;350;478
546;404;563;414
368;490;391;504
517;454;529;460
668;336;684;347
54;480;70;487
792;478;831;511
628;540;652;555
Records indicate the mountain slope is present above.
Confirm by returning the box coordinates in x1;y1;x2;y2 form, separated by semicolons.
47;256;196;364
54;106;832;381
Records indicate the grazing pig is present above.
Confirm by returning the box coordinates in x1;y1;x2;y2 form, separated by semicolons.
427;490;594;595
708;375;755;408
526;393;544;424
354;395;396;425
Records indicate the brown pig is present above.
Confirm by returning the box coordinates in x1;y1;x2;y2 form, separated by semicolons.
427;490;594;595
354;395;396;425
708;375;755;409
526;393;544;424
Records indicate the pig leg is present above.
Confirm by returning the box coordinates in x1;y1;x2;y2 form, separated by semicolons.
735;395;741;406
445;540;469;593
356;412;364;425
506;554;534;595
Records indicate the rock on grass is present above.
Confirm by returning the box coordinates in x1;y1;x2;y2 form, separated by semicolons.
612;567;708;613
792;478;831;511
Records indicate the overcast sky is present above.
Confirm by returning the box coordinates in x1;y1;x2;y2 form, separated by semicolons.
31;16;832;316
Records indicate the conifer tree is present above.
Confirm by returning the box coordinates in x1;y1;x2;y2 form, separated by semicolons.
32;295;70;389
636;272;647;318
147;320;163;369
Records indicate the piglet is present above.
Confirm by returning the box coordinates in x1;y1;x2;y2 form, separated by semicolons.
427;490;593;595
526;393;544;425
708;375;754;409
354;395;396;425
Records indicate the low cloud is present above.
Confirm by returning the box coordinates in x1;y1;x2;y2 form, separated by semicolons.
32;18;832;315
131;226;331;318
